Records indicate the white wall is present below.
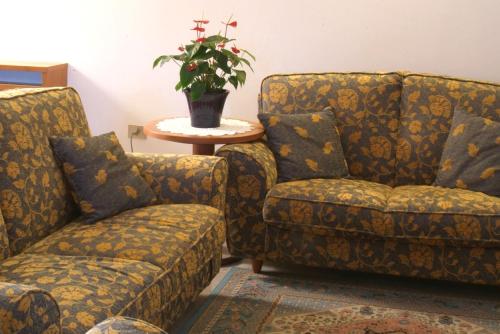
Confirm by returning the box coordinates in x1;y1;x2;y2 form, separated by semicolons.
1;0;499;153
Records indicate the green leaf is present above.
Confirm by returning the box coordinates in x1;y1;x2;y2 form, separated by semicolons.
180;63;197;87
153;55;172;68
190;81;206;100
241;49;256;61
213;75;226;88
233;69;246;85
175;81;183;91
228;76;238;89
197;61;210;74
188;43;201;59
215;52;231;74
239;58;254;72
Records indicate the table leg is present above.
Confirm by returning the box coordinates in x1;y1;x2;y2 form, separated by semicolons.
192;143;215;155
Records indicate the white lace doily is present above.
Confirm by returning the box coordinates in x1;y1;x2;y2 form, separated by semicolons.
156;117;254;136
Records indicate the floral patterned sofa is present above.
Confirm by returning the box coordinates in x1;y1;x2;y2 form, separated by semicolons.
216;72;500;285
0;87;227;333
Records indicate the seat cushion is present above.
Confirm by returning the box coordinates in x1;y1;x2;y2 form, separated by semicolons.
387;186;500;245
264;178;392;233
0;253;161;334
263;179;500;245
26;204;225;271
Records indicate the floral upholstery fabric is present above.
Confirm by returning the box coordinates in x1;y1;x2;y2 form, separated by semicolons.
0;210;9;260
434;109;500;196
258;109;348;182
261;72;402;186
265;226;499;285
395;74;500;185
127;153;228;212
26;204;225;271
50;132;157;223
0;254;162;334
0;87;90;255
264;180;499;246
0;281;60;334
215;141;277;258
87;316;167;334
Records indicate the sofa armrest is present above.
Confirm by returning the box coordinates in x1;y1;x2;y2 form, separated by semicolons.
0;281;61;334
215;141;277;258
86;316;167;334
127;153;228;211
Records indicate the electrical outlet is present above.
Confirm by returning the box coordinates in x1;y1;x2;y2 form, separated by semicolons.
128;125;146;139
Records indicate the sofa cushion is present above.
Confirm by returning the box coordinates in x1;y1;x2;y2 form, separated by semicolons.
0;253;161;334
26;204;225;271
50;132;157;223
260;72;402;186
0;87;90;255
434;109;500;196
395;74;500;185
258;109;348;182
264;178;392;231
264;179;499;245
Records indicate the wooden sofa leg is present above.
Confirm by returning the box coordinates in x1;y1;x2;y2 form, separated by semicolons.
252;259;263;273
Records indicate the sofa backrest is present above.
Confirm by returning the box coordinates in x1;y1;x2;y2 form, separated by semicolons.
395;74;500;185
260;72;402;186
0;87;90;255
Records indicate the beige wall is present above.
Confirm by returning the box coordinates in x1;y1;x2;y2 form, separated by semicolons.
1;0;499;153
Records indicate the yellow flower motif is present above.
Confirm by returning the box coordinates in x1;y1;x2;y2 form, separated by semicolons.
467;143;479;157
317;84;331;96
441;159;453;172
337;89;358;111
58;241;72;251
428;95;451;117
63;163;76;175
455;179;467;189
73;137;86;149
408;120;422;134
80;201;95;214
279;144;292;157
305;159;319;171
290;200;313;224
323;142;333;154
124;185;138;199
437;200;453;210
369;136;391;159
54;107;73;132
397;139;411;162
168;177;181;192
76;311;96;327
357;75;372;85
96;242;112;252
268;83;288;105
348;131;362;144
338;192;353;201
326;239;350;261
480;167;496;180
294;126;309;138
52;286;92;301
175;157;202;170
452;123;465;136
104;151;118;161
95;169;107;184
455;216;481;239
311;113;322;123
6;162;20;179
1;190;23;219
10;122;33;150
409;244;433;269
237;175;260;199
268;115;280;127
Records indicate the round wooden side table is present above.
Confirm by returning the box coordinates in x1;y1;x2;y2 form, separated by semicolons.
144;117;264;155
144;117;265;266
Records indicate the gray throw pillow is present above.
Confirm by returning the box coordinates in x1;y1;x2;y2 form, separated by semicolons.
258;108;349;182
434;109;500;197
50;132;157;222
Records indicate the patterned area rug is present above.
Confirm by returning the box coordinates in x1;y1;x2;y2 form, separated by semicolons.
174;267;500;334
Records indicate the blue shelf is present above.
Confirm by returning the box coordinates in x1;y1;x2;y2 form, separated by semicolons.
0;70;43;85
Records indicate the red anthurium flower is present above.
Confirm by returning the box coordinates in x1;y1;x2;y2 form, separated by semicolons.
193;19;209;24
228;21;237;27
178;46;185;52
231;46;240;54
195;37;206;43
191;26;205;32
186;63;197;72
218;43;225;48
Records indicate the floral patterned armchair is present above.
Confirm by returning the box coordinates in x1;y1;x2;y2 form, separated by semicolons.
216;72;500;285
0;87;227;333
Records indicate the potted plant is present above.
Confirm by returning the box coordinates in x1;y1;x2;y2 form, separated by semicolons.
153;16;255;128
